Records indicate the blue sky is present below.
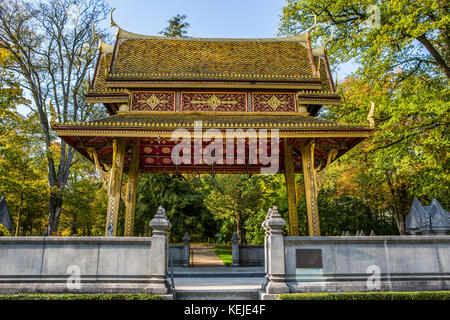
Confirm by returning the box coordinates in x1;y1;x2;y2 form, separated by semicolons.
105;0;358;77
107;0;286;38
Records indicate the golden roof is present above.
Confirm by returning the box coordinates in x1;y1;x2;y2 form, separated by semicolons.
107;36;316;82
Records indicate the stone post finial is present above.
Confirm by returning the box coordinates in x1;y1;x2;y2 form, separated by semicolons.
183;232;190;243
147;206;171;294
262;207;273;231
149;206;171;235
264;205;289;295
266;206;286;234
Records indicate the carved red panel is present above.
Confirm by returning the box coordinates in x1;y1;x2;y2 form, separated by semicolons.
253;93;296;112
131;91;176;111
182;92;247;112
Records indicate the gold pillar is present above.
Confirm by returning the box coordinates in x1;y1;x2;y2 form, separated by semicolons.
283;138;298;236
105;138;126;237
124;139;140;237
300;140;321;236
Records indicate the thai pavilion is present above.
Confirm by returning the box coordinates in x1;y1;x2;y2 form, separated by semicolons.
51;13;373;237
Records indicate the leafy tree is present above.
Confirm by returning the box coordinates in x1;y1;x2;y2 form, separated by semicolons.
58;155;107;236
280;1;449;234
159;14;190;38
323;75;449;234
134;174;216;242
0;0;110;234
202;175;280;244
279;0;450;81
0;47;48;236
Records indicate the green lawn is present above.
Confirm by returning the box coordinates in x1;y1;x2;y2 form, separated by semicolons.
0;293;163;300
214;245;232;267
279;291;450;300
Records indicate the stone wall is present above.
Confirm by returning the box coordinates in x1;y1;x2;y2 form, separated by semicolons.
261;206;450;296
238;245;264;267
0;206;174;295
0;237;153;294
284;236;450;292
169;245;189;267
230;232;264;267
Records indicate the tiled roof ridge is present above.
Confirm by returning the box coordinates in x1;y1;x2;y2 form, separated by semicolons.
115;28;309;43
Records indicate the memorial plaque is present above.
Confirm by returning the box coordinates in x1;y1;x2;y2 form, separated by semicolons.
296;249;323;268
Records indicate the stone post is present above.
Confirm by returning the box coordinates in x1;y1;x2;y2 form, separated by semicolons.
146;206;171;294
183;232;190;267
231;232;241;267
264;206;290;294
261;207;273;290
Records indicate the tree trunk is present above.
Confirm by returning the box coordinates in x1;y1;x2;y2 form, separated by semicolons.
236;213;243;245
384;171;411;235
416;34;450;79
47;190;63;235
15;188;24;236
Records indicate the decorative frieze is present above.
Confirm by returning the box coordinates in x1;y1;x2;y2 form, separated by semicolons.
253;93;297;112
181;92;247;112
131;91;176;111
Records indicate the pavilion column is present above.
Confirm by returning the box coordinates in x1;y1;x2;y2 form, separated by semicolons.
105;138;126;237
300;140;321;236
124;139;141;237
283;138;299;236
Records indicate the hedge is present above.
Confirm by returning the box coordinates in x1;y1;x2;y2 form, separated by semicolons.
0;224;11;236
279;291;450;300
0;294;163;300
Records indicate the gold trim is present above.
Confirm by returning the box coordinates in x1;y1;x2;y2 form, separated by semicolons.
284;139;299;236
300;140;321;236
115;111;310;116
85;98;129;104
124;140;140;237
55;129;371;138
104;81;323;90
297;100;341;106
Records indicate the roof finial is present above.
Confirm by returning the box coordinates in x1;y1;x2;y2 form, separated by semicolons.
92;22;114;53
312;24;334;57
110;8;118;28
306;13;317;36
324;26;334;52
367;101;375;128
92;21;102;49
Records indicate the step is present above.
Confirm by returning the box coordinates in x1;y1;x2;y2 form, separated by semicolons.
172;267;265;278
175;289;261;300
173;272;265;278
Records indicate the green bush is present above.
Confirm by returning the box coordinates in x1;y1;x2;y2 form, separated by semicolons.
0;294;163;300
0;224;11;236
279;291;450;300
